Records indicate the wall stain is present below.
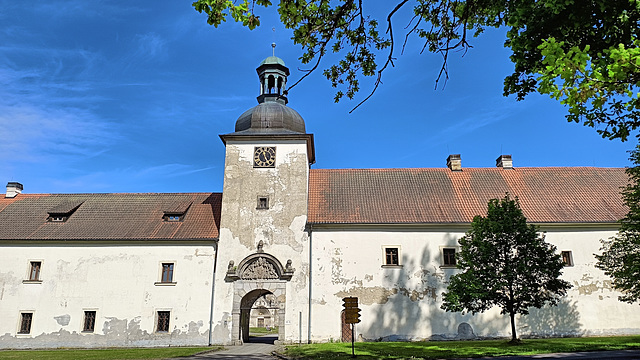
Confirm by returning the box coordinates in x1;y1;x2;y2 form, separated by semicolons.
335;287;398;305
0;317;209;349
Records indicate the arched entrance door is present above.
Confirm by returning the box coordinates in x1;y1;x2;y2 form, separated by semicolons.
225;242;294;344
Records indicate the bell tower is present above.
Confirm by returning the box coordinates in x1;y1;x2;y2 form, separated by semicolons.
212;51;315;345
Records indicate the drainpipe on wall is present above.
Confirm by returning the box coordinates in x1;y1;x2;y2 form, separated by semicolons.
208;240;219;346
307;224;313;344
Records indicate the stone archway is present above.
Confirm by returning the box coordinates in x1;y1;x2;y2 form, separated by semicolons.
226;241;294;344
237;287;284;343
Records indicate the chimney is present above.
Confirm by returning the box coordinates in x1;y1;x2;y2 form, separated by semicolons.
496;155;513;169
6;182;23;198
447;154;462;171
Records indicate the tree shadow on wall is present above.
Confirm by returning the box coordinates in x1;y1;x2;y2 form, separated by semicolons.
518;298;583;338
358;233;509;342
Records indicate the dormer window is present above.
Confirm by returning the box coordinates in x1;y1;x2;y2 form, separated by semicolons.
162;201;192;222
164;213;183;222
47;201;83;222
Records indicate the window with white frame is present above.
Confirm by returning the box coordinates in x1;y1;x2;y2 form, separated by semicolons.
440;247;458;267
18;312;33;334
156;311;170;332
382;246;402;267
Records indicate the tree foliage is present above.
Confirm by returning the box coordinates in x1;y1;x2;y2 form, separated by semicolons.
441;194;571;342
596;145;640;304
192;0;640;136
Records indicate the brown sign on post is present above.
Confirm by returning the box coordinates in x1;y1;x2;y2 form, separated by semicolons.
342;297;361;324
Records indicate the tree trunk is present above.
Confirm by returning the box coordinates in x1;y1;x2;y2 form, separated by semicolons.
509;311;517;342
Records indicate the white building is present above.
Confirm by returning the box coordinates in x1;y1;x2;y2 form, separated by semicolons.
1;56;639;349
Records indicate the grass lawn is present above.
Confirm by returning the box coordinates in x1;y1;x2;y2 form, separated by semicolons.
249;326;279;335
0;346;220;360
282;336;640;359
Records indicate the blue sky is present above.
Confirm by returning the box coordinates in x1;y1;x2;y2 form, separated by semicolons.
0;1;634;194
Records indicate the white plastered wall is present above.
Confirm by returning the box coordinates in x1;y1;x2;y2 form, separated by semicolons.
0;242;216;349
307;225;640;342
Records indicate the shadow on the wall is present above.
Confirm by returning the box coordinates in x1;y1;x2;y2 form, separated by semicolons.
357;232;509;341
518;298;583;337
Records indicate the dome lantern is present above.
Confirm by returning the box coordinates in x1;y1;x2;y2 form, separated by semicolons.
256;43;289;105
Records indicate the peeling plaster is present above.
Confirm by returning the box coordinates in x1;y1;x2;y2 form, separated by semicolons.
335;287;398;305
54;314;70;326
0;317;209;349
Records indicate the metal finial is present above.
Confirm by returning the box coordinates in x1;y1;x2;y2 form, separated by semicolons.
271;42;276;57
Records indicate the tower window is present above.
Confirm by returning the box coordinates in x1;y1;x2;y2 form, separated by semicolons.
561;251;573;266
257;196;269;210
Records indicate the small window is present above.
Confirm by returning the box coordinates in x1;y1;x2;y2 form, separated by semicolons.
49;216;67;222
561;251;573;266
19;313;33;334
157;311;170;332
257;196;269;210
385;248;399;266
164;214;183;222
443;248;457;267
29;261;41;281
161;263;174;283
83;311;96;332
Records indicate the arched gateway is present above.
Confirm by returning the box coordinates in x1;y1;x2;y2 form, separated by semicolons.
225;241;294;343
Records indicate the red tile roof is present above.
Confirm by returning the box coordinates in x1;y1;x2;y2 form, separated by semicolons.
308;167;628;224
0;193;221;240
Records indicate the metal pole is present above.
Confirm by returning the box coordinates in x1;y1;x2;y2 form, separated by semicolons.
351;323;355;357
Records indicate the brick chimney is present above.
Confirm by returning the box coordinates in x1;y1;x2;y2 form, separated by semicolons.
447;154;462;171
496;155;513;169
6;182;23;198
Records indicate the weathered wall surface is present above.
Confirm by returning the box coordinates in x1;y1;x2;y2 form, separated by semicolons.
0;242;215;349
308;225;640;342
213;139;311;345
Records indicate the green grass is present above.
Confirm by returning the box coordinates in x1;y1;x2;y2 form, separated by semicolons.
282;336;640;359
249;326;279;335
0;346;220;360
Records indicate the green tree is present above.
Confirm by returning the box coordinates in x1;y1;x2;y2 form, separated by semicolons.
192;1;640;136
595;145;640;303
441;194;571;343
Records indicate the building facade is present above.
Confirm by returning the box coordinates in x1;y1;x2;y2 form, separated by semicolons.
1;57;639;349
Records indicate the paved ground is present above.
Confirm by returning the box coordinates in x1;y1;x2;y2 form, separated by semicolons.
180;336;279;359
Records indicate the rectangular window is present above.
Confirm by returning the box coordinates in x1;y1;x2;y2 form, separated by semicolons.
385;248;399;266
561;251;573;266
29;261;41;281
443;248;457;266
83;311;96;332
19;313;33;334
161;263;174;283
157;311;170;332
257;196;269;209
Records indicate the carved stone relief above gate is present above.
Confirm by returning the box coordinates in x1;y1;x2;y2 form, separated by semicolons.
226;240;294;282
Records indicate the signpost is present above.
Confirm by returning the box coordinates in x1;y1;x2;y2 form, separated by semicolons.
343;297;361;357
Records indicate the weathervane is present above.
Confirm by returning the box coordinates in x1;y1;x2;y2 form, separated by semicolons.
272;42;276;57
